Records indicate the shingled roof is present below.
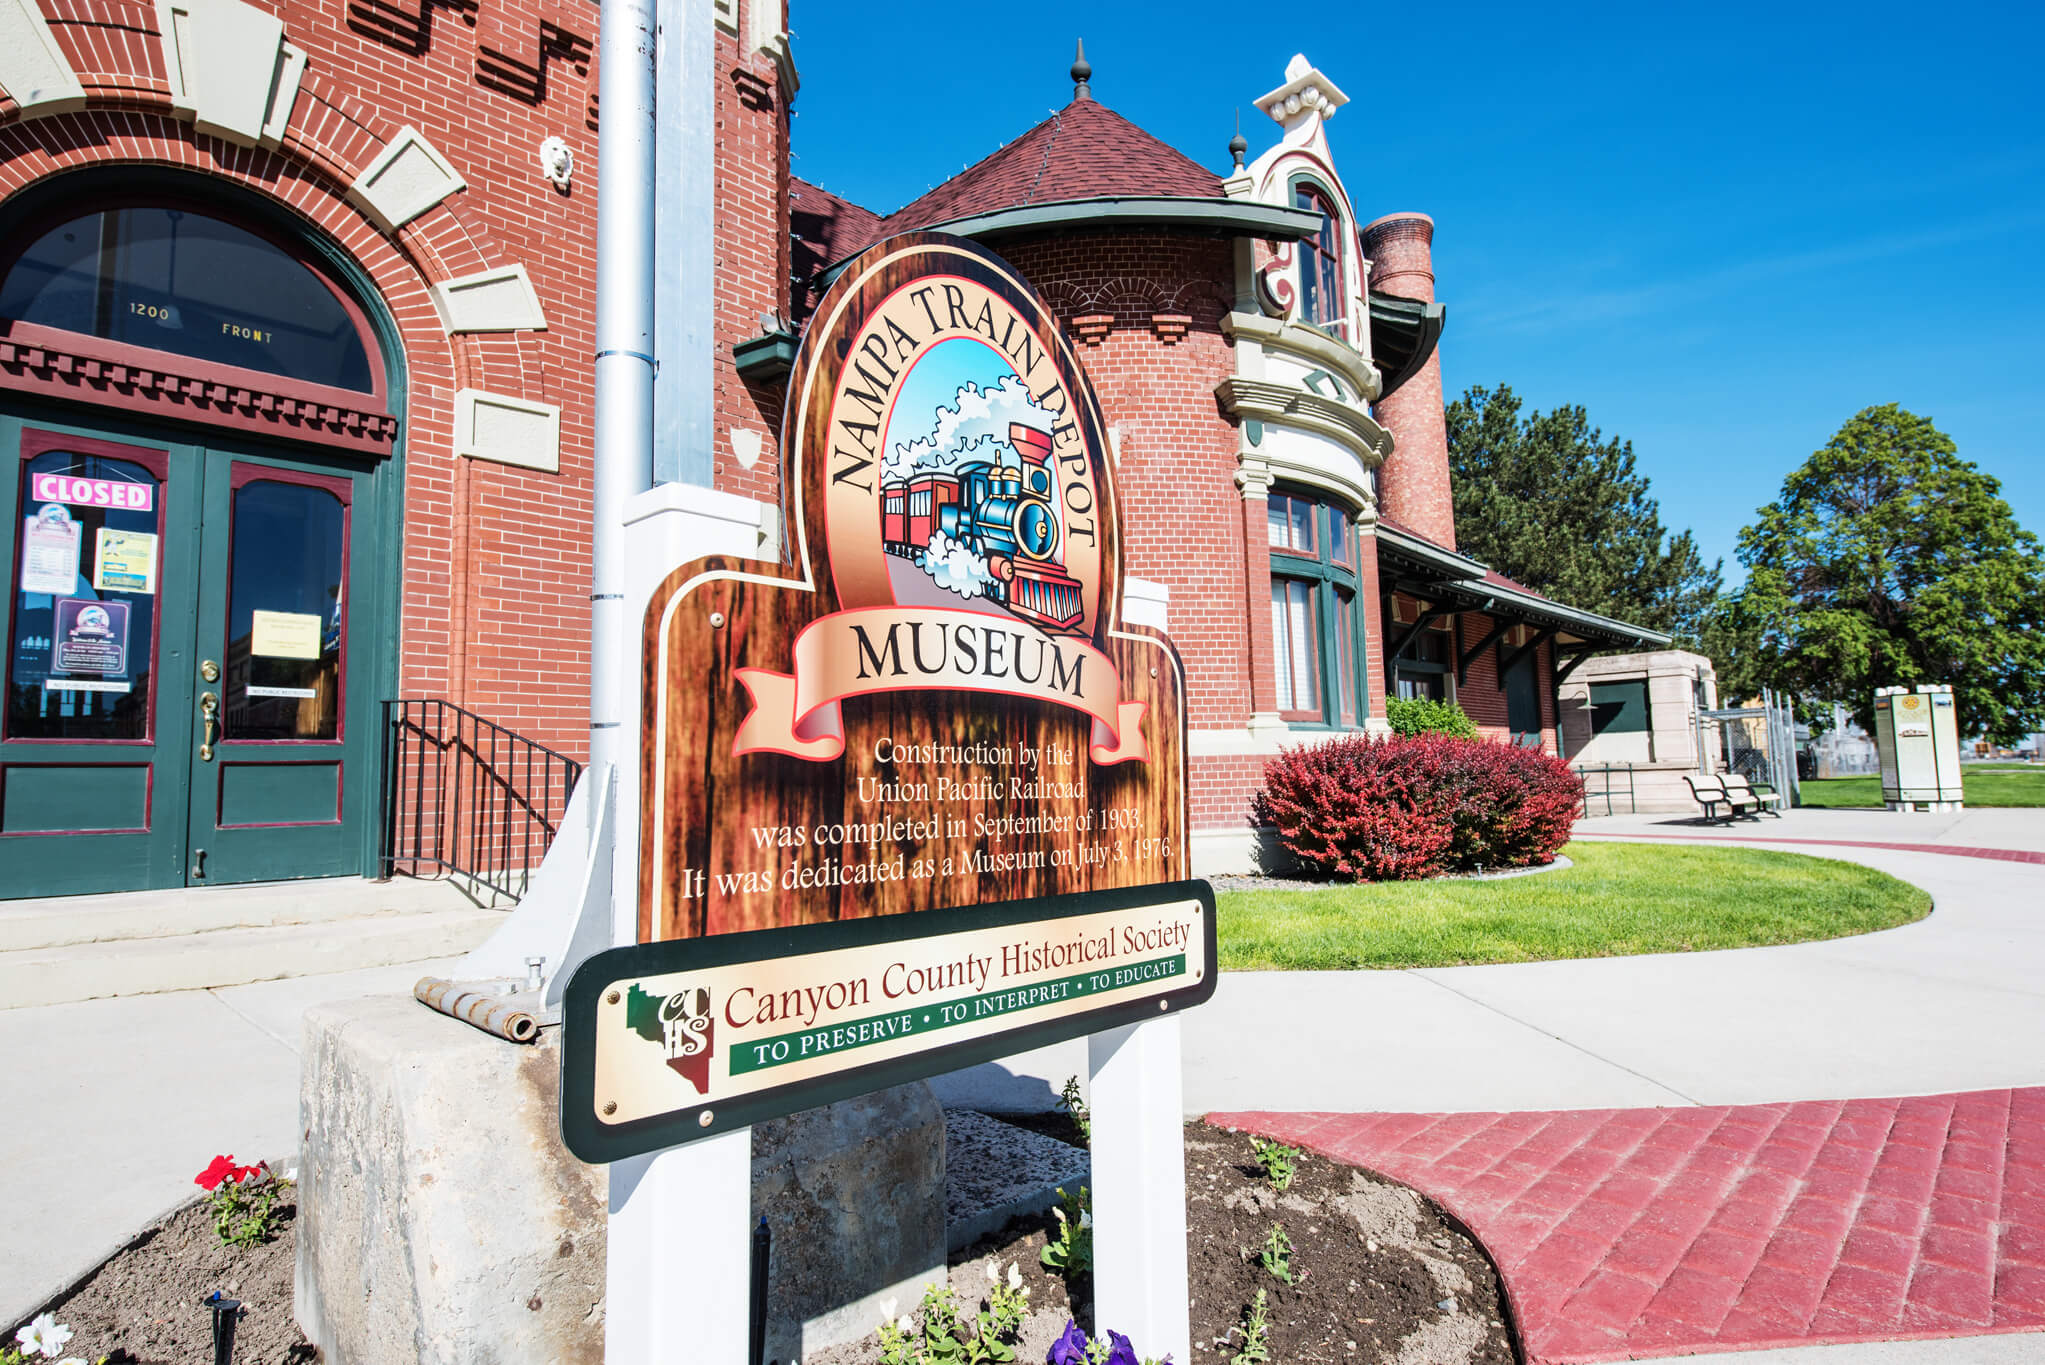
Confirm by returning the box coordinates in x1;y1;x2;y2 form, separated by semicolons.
790;176;883;293
796;97;1227;271
879;97;1224;237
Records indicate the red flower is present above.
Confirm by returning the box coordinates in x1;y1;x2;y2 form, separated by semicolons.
196;1154;241;1191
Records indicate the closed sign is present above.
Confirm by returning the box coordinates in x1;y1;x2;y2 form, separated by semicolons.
31;474;153;512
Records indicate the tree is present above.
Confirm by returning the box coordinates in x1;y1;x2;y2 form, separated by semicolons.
1735;403;2045;744
1444;385;1724;646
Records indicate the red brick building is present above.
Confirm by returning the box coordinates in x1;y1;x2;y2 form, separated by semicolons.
0;0;1658;895
770;50;1667;869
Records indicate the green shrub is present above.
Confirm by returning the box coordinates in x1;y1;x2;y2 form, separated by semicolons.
1383;695;1478;738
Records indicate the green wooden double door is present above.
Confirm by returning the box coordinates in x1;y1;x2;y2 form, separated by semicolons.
2;406;391;895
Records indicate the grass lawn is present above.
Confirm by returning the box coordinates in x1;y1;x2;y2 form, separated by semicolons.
1799;765;2045;808
1216;840;1930;970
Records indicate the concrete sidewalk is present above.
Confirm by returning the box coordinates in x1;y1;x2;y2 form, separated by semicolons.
0;955;458;1328
1574;806;2045;856
1179;839;2045;1115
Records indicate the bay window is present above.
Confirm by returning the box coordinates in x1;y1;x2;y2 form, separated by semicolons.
1268;491;1366;727
1293;182;1347;341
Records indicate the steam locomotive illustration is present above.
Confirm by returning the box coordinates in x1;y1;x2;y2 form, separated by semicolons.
881;422;1085;633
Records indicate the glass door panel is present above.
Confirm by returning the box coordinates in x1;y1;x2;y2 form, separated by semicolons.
1;417;201;894
187;455;367;885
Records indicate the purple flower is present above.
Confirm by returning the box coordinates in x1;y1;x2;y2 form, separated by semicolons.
1104;1329;1140;1365
1047;1319;1089;1365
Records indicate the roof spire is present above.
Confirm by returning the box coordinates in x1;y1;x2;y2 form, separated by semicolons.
1229;108;1247;170
1071;39;1092;101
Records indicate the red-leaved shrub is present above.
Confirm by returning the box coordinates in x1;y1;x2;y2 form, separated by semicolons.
1252;733;1583;881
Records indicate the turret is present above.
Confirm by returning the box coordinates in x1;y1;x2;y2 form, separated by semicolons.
1364;212;1455;548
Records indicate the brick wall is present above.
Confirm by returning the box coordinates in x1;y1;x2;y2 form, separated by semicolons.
995;232;1249;734
1191;753;1266;830
711;0;788;505
3;0;808;767
3;0;606;759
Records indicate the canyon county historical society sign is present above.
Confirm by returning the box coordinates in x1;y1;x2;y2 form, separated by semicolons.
562;232;1205;1161
561;882;1214;1160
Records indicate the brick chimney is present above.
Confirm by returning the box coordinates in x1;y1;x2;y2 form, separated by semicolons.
1363;212;1455;549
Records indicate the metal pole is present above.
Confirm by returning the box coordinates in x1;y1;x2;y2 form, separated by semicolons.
592;0;657;790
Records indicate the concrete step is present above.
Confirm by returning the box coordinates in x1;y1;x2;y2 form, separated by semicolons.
0;901;506;1009
0;876;478;952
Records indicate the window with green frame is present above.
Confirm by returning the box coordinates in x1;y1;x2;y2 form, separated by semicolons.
1268;490;1367;727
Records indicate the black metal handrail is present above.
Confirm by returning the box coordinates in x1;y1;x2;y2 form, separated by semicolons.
1572;761;1637;817
379;699;584;906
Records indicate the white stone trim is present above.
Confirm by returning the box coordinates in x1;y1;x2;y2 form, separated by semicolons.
1254;54;1349;129
1223;310;1381;403
1235;449;1378;521
155;0;302;147
454;389;560;473
260;42;305;148
0;0;86;118
1188;725;1291;758
350;125;468;232
1189;828;1257;877
431;265;550;333
745;0;796;94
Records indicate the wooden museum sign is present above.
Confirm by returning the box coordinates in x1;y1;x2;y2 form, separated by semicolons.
561;233;1211;1163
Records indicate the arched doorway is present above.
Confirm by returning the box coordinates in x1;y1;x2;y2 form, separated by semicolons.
0;177;404;895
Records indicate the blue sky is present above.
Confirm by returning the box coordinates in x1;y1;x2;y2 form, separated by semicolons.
786;2;2044;581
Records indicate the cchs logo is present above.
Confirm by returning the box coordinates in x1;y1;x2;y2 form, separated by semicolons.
626;984;715;1095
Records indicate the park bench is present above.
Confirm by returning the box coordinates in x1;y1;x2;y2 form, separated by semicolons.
1721;772;1785;817
1683;773;1741;823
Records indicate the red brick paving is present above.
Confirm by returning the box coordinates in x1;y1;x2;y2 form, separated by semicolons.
1210;1089;2045;1362
1572;831;2045;865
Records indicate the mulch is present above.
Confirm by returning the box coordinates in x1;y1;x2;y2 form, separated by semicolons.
814;1117;1520;1364
15;1118;1524;1365
12;1198;311;1364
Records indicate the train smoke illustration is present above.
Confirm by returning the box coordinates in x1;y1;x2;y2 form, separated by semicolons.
883;376;1050;483
921;530;1000;600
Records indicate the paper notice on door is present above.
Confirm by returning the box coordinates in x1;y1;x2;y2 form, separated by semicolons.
251;610;323;659
247;684;318;699
20;505;82;596
44;678;131;693
54;597;129;675
92;529;158;594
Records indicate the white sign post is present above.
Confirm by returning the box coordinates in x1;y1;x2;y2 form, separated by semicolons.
606;1134;753;1362
1089;1018;1193;1363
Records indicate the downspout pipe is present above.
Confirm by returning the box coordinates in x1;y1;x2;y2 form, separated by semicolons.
591;0;656;810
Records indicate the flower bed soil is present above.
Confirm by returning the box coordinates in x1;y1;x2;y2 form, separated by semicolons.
813;1118;1520;1364
13;1198;311;1365
20;1119;1519;1365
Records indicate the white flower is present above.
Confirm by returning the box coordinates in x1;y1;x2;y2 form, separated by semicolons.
1079;1209;1093;1230
282;1166;298;1183
16;1314;73;1358
895;1318;913;1334
985;1260;1000;1283
1007;1262;1023;1290
879;1297;899;1324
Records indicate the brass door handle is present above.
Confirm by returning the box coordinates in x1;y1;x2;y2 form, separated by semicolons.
199;691;219;761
